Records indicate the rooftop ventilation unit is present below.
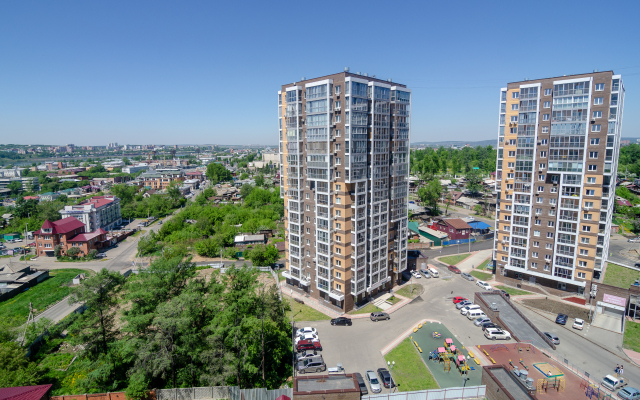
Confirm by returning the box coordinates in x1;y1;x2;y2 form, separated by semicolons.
364;73;368;77
344;67;350;72
301;77;306;81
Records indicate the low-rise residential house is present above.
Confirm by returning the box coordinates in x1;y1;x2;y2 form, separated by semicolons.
122;164;149;174
185;171;204;181
183;179;200;191
429;218;472;241
39;192;59;202
34;218;109;257
234;234;267;247
456;196;479;210
138;169;185;190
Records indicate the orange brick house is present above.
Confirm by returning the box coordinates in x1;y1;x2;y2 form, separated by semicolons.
34;218;108;257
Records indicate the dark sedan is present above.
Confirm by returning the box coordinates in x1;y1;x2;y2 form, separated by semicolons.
448;265;461;274
377;368;395;388
482;322;499;331
331;316;352;326
555;313;568;325
354;372;368;395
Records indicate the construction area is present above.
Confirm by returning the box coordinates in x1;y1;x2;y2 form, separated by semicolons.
411;321;483;388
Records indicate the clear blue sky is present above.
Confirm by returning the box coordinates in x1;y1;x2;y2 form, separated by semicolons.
1;0;639;146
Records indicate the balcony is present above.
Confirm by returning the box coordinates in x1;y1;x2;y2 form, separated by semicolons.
329;290;345;301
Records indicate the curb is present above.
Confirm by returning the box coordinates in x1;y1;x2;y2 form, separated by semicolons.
515;300;634;365
380;318;438;355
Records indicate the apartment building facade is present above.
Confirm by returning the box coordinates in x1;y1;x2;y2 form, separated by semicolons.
279;71;410;312
493;71;624;294
59;195;122;232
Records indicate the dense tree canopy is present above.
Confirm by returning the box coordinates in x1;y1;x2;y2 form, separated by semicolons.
206;163;233;183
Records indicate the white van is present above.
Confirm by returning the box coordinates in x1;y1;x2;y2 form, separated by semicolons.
428;267;439;278
461;305;481;315
467;310;486;320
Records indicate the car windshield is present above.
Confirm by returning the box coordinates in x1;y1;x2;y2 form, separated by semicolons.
370;377;379;384
603;377;617;386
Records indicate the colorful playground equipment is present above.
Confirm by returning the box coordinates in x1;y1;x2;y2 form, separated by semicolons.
534;362;565;394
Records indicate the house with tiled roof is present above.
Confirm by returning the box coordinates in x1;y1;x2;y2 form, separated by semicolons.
429;218;472;240
33;217;108;257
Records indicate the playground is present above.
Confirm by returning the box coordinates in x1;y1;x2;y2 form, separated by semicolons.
481;342;591;399
411;322;483;388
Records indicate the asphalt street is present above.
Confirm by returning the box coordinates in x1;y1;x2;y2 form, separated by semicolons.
300;269;640;392
608;234;640;267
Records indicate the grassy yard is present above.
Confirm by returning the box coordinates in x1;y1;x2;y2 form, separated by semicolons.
278;270;286;282
387;296;402;305
384;338;439;391
477;258;493;271
604;263;640;289
349;303;382;315
0;268;89;327
283;295;332;322
624;320;640;353
495;285;532;296
438;253;471;265
395;283;424;299
470;270;493;281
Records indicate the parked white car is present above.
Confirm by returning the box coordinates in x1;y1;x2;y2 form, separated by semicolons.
476;281;492;291
296;327;318;337
460;305;481;315
295;333;319;344
573;318;584;330
411;271;422;279
484;328;511;340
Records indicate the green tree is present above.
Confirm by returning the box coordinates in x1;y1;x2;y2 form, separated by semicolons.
473;204;483;215
67;247;81;258
418;179;443;214
8;180;22;195
465;169;483;194
0;342;40;388
206;163;232;183
245;244;279;266
255;174;265;187
90;165;106;173
240;172;249;180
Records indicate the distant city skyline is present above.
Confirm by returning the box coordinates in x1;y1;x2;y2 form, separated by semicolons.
1;0;639;145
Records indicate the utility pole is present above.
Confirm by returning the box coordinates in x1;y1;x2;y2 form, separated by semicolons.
290;289;295;381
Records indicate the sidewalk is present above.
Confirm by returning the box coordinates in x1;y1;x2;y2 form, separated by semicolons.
279;281;413;319
433;249;492;273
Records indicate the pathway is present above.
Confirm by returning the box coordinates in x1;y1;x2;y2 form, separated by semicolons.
455;250;492;272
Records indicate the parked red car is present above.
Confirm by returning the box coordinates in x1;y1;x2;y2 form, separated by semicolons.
453;296;467;304
448;265;461;274
297;339;322;352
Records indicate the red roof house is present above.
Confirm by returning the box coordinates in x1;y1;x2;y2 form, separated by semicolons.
0;385;52;400
34;217;108;257
617;199;632;207
430;218;472;240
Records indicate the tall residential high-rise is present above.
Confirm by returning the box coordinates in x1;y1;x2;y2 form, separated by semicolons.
493;71;624;294
278;71;411;312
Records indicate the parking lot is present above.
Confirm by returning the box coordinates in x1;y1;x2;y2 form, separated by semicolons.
294;271;514;392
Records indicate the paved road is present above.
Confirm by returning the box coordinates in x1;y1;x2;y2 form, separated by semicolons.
608;234;640;267
34;296;82;324
303;268;640;391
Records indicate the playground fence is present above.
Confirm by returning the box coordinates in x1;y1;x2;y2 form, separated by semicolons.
541;350;615;398
362;385;486;400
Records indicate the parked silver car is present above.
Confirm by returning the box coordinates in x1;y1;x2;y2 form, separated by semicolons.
461;272;474;281
297;356;325;374
365;370;382;393
370;312;390;322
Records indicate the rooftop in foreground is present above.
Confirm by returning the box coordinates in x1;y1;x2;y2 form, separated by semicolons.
294;374;358;393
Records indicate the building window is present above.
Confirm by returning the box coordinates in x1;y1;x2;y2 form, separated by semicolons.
540;151;547;158
593;111;602;119
531;262;538;269
547;232;553;238
590;138;600;145
549;209;556;216
587;177;596;184
336;197;341;204
583;213;592;220
581;237;590;244
510;116;518;122
336;157;341;165
588;165;597;171
537;186;544;193
336;247;341;254
544;89;552;96
534;230;540;237
582;225;591;232
594;97;603;105
586;189;595;196
306;193;310;199
545;254;552;261
592;125;601;132
550;187;558;193
543;114;550;121
548;221;555;227
579;261;588;267
580;249;589;256
306;216;311;222
335;210;341;217
508;151;515;157
537;197;543;204
544;264;551;271
539;163;546;169
533;241;540;247
532;252;539;258
546;243;552;249
335;85;341;95
577;272;586;279
512;104;519;110
336;171;341;178
542;127;549;133
589;152;598;159
512;92;519;99
544;101;550;108
336;223;341;230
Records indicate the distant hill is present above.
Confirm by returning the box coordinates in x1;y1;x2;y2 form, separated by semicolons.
411;139;497;148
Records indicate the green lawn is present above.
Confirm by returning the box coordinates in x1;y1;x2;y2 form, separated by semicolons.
384;338;439;391
495;285;531;296
395;284;423;299
349;303;382;315
283;295;332;322
470;270;493;281
387;296;402;305
278;270;286;282
477;258;493;271
0;268;90;327
438;253;471;265
604;263;640;289
624;321;640;353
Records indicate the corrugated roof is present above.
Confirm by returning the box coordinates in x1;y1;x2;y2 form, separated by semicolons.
68;228;108;242
0;385;52;400
441;218;472;230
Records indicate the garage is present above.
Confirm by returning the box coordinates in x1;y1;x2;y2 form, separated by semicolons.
593;294;626;333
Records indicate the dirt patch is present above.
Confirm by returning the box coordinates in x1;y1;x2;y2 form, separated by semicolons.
521;298;589;321
195;268;277;289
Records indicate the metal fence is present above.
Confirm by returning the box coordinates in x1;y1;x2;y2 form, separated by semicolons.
363;386;486;400
156;386;292;400
442;238;476;246
541;351;615;398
